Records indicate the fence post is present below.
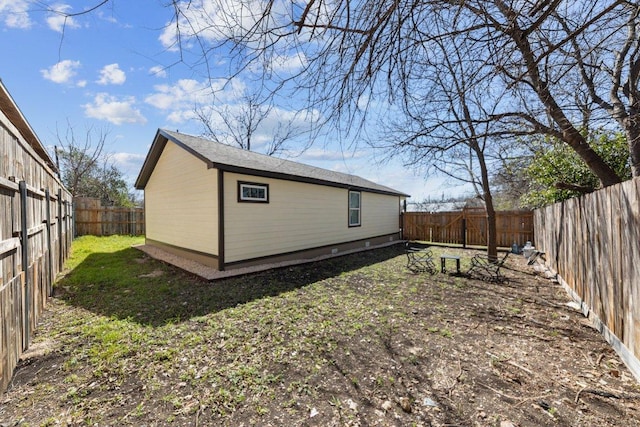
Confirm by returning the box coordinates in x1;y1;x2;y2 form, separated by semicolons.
58;189;63;271
72;198;76;238
45;189;53;297
19;181;30;350
461;218;467;248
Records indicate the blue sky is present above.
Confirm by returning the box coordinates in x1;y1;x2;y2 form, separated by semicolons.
0;1;472;203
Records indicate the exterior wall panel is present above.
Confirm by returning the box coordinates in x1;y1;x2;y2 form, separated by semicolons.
223;172;400;263
145;141;218;255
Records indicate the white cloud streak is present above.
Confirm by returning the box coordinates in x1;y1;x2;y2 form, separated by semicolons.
97;63;126;85
41;60;81;84
145;78;246;123
46;3;80;32
84;93;147;125
149;65;167;78
0;0;31;29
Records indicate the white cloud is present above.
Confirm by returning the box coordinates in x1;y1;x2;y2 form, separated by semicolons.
97;63;126;85
145;78;245;123
149;65;167;78
159;0;289;51
84;93;147;125
46;3;80;33
41;60;81;84
267;52;307;74
96;9;118;24
112;152;147;177
0;0;31;29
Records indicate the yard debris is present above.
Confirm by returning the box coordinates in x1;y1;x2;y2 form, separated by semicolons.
399;397;412;413
346;398;358;411
138;269;164;278
422;397;438;407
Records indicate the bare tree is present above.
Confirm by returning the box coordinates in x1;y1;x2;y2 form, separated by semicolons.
54;121;133;206
54;120;108;197
194;91;300;156
376;32;509;258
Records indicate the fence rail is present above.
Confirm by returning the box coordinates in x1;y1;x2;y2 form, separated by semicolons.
402;209;534;247
74;197;144;236
534;177;640;379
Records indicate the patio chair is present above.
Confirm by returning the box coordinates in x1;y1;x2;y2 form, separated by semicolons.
467;251;510;283
405;241;436;274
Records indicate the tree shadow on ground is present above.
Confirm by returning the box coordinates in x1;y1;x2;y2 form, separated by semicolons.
55;244;405;327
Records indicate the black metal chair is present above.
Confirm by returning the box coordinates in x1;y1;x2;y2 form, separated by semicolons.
405;241;436;274
467;251;510;283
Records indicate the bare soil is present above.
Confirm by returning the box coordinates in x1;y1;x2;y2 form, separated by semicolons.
1;241;639;426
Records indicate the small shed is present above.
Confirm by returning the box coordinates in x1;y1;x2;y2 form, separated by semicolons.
135;129;409;272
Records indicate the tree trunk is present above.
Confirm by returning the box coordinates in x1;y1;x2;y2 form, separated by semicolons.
624;112;640;177
484;189;498;261
474;145;498;260
559;126;622;186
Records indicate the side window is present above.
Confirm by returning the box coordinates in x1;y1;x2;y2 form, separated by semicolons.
238;181;269;203
348;190;361;227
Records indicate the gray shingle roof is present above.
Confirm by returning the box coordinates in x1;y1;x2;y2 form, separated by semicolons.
135;129;409;197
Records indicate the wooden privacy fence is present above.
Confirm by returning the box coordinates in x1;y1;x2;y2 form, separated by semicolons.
534;177;640;379
1;84;73;391
74;197;144;236
0;184;72;392
403;209;534;247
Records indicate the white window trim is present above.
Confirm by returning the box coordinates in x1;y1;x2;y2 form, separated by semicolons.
348;190;361;227
239;182;269;203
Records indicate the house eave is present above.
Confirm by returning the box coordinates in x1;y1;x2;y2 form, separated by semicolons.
211;163;410;197
135;129;410;198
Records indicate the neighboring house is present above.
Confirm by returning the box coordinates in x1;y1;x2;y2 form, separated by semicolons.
135;129;409;271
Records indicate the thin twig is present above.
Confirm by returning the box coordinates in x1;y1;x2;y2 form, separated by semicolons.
477;382;522;402
507;360;533;375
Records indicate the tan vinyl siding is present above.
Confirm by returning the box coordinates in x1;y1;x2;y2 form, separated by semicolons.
224;172;400;263
145;141;218;255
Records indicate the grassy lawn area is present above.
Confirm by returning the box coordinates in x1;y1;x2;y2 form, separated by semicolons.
1;235;639;426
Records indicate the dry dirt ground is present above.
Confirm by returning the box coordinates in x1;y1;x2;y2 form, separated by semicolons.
1;241;639;426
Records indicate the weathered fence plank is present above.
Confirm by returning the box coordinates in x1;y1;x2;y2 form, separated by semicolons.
534;176;640;380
